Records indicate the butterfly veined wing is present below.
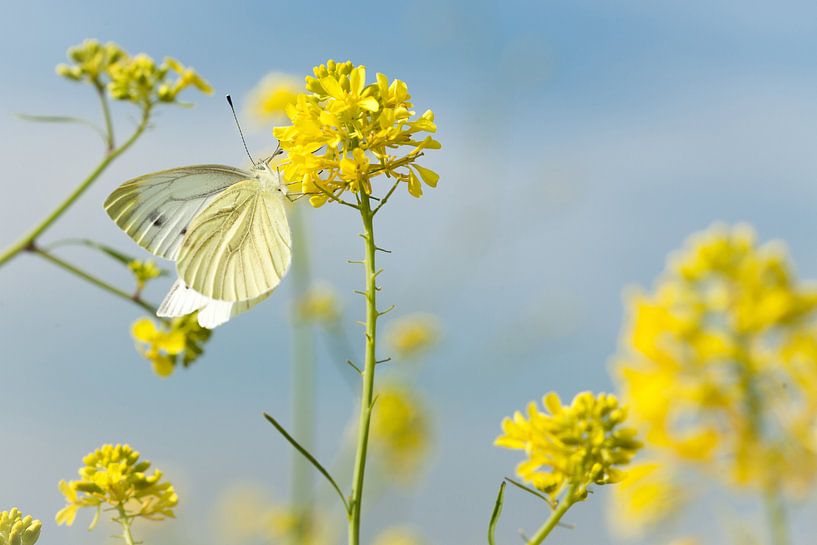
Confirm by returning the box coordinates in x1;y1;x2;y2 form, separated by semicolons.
157;277;272;328
176;178;291;301
104;165;250;260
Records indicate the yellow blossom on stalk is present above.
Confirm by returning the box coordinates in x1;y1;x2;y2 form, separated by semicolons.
385;313;441;358
128;259;162;292
296;282;341;323
372;526;426;545
274;60;440;207
495;391;641;501
616;223;817;496
56;39;212;107
247;72;301;124
608;460;686;537
371;384;432;482
56;444;177;528
0;509;41;545
131;314;211;377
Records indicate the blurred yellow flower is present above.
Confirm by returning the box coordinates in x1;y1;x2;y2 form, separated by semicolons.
616;223;817;496
131;314;211;377
0;509;41;545
372;526;426;545
274;60;440;207
127;259;162;293
496;391;641;501
608;460;686;537
385;313;441;358
56;444;177;528
371;384;432;482
296;282;341;323
57;40;211;107
247;72;301;124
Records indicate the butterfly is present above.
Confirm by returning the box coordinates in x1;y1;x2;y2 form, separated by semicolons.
104;158;292;328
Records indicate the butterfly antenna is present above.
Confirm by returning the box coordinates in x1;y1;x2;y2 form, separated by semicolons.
226;94;256;166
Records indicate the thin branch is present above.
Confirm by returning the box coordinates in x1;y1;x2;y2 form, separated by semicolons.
372;180;401;215
488;481;506;545
504;478;555;509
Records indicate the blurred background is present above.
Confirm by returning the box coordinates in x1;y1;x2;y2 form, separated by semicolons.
3;1;817;544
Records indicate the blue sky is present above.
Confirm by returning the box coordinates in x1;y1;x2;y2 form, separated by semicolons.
4;1;817;544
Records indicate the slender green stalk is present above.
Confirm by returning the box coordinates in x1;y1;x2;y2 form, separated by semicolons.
0;106;151;267
96;84;115;151
288;203;317;544
31;247;156;314
115;506;137;545
764;488;789;545
525;484;578;545
348;191;379;545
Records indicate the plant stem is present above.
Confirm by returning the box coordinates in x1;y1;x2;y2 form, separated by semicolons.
31;247;156;314
96;84;115;151
289;203;317;544
764;488;789;545
525;485;578;545
348;191;379;545
0;106;150;268
115;506;137;545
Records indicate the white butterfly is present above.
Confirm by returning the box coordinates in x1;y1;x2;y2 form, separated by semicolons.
104;160;292;328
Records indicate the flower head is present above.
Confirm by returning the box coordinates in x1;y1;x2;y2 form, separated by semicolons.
0;509;41;545
295;282;341;323
385;313;441;358
57;39;212;108
131;314;211;377
247;72;301;124
56;444;178;528
496;391;641;501
616;223;817;496
274;60;440;207
128;259;163;293
371;384;432;482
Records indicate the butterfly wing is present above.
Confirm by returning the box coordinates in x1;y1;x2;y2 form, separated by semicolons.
176;178;292;301
157;277;272;328
104;165;250;260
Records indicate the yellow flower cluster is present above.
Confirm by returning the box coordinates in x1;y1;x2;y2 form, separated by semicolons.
127;259;162;293
371;385;431;481
385;313;441;358
131;314;211;377
608;460;686;536
295;282;341;323
0;509;41;545
496;391;641;500
616;224;817;496
247;72;301;123
274;60;440;206
56;444;178;527
372;526;426;545
56;39;212;106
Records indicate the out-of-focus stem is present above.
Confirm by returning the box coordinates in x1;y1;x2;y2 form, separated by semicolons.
765;489;789;545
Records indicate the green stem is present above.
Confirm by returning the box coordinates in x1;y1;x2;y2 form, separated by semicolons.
96;84;115;151
525;485;578;545
31;247;156;314
289;203;317;544
0;105;151;268
115;506;137;545
764;488;789;545
348;191;379;545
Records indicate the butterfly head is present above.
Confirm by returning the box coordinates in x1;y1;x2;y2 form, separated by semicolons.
254;162;288;196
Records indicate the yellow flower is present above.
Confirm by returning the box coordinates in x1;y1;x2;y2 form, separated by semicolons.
608;460;687;537
274;60;440;207
371;384;432;482
56;39;125;85
296;282;341;323
131;315;211;377
372;526;426;545
495;391;641;501
247;72;301;124
385;313;441;358
56;444;177;528
616;223;817;497
127;259;162;292
0;509;41;545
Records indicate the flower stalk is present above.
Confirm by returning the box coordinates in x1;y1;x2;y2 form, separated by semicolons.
348;190;380;545
525;484;579;545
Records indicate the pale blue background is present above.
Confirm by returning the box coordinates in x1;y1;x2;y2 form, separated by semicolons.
3;1;817;544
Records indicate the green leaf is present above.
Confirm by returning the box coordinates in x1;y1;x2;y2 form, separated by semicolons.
263;413;350;514
488;481;506;545
15;113;107;142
